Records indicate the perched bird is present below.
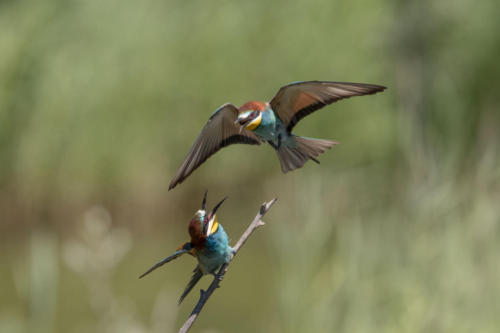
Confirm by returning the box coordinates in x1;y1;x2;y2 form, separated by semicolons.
139;191;233;304
169;80;386;190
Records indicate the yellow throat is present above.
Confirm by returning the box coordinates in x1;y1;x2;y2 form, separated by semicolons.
244;113;262;131
207;215;219;236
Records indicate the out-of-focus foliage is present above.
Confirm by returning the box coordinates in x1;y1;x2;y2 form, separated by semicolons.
1;0;499;332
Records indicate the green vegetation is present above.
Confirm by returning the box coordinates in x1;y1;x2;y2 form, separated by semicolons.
1;0;499;332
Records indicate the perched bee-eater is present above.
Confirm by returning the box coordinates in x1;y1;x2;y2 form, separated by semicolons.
139;191;233;304
169;80;386;189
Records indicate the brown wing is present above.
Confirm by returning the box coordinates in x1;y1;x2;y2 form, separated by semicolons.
269;81;386;132
168;103;261;190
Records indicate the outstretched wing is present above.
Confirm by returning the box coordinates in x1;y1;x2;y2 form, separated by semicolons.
168;103;262;190
269;81;386;132
138;248;189;279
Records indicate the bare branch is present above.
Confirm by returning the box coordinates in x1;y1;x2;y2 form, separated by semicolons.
179;198;278;333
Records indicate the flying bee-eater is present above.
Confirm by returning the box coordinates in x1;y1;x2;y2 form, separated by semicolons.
139;191;233;304
168;80;386;190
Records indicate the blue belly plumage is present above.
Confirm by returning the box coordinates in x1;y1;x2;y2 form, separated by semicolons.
253;107;295;148
197;224;233;274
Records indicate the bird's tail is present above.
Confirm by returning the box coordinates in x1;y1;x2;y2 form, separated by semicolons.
276;136;337;173
178;266;203;305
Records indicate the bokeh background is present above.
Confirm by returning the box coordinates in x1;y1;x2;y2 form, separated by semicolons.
1;0;499;332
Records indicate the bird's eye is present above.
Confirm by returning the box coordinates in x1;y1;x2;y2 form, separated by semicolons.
251;111;258;117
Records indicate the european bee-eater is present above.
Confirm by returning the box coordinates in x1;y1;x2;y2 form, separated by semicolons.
169;80;386;189
139;191;233;304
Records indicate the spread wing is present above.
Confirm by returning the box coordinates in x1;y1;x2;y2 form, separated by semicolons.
168;103;262;190
269;81;386;132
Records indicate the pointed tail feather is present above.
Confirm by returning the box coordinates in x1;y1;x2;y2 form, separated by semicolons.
276;136;337;173
178;266;204;305
139;248;189;279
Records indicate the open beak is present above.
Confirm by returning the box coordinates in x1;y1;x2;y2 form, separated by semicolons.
211;196;228;216
235;114;253;126
201;190;208;211
235;116;251;133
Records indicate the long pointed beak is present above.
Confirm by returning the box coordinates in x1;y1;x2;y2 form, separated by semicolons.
138;248;189;279
234;118;244;133
235;115;251;126
201;190;208;211
235;115;252;133
211;196;228;217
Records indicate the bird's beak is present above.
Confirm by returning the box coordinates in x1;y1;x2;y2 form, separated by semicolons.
236;114;252;126
235;118;244;133
235;115;251;133
211;196;228;216
201;190;208;211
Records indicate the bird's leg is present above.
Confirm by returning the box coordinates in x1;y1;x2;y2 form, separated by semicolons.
268;140;278;150
268;135;282;150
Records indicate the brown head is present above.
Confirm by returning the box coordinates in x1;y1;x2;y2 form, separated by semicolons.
236;101;267;131
188;215;206;249
187;192;228;249
239;101;268;112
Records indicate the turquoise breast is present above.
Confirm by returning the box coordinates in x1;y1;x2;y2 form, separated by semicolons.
254;108;278;140
197;225;232;274
253;107;289;145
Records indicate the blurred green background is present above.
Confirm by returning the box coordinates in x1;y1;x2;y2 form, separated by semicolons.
1;0;499;332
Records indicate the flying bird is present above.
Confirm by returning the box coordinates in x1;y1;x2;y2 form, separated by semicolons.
139;191;233;305
169;81;386;190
